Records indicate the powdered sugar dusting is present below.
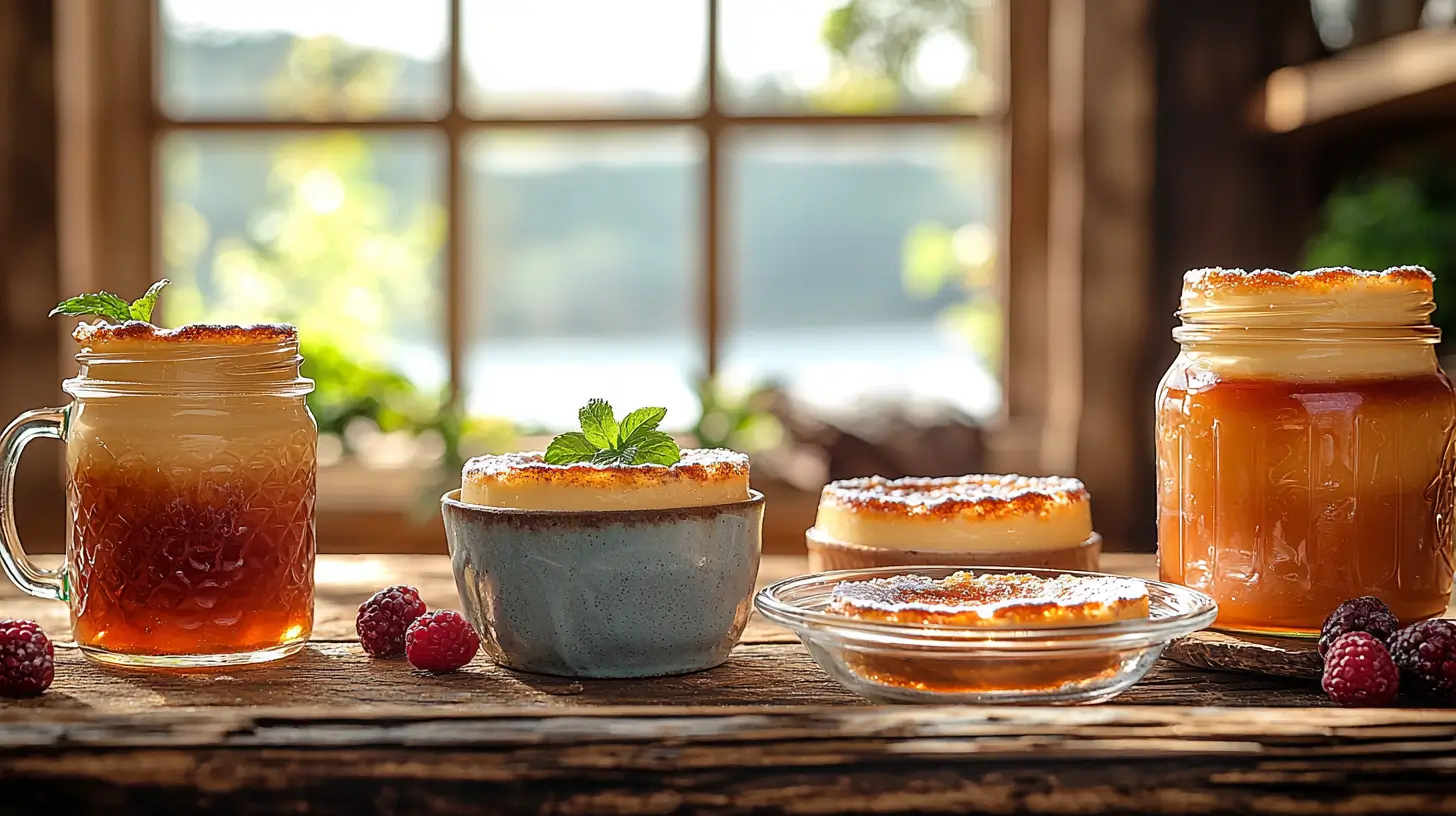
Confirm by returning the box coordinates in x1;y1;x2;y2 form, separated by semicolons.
822;474;1087;521
828;570;1149;626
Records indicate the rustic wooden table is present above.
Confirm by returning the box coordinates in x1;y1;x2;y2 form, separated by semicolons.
1;554;1453;815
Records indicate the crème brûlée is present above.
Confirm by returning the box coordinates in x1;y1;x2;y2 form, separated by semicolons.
828;571;1149;627
807;474;1100;571
461;448;750;510
824;571;1149;694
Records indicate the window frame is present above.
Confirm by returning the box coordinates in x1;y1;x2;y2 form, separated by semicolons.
56;0;1078;493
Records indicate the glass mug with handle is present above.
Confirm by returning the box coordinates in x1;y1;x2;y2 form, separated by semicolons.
0;320;317;667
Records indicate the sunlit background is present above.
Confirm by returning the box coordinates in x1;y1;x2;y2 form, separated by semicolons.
156;0;1001;493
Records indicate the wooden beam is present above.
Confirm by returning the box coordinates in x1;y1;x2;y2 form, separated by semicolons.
1054;0;1155;552
1255;26;1456;133
4;706;1456;813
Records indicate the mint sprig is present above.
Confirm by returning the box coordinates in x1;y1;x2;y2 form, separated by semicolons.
50;278;171;324
544;399;681;467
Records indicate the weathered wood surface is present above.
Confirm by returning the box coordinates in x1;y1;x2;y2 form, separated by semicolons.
1167;628;1323;680
2;553;1453;814
4;706;1456;814
1165;605;1456;682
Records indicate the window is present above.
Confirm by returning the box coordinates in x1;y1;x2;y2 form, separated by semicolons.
151;0;1006;437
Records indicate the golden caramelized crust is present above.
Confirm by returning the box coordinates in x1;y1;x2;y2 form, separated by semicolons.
822;474;1088;519
827;571;1149;627
461;448;750;510
1181;265;1433;300
72;321;298;349
813;474;1093;552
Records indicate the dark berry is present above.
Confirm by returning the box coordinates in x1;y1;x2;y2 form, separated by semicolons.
405;610;480;674
0;619;54;697
1319;596;1399;657
1321;631;1399;706
356;585;427;657
1389;619;1456;698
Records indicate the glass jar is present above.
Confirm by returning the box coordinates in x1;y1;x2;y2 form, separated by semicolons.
0;323;317;667
1157;267;1456;636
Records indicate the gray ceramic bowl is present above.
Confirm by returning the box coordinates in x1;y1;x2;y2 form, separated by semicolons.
441;489;764;678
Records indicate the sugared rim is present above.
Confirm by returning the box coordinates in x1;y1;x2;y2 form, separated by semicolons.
756;565;1216;645
464;448;748;482
1181;266;1433;297
72;321;298;346
441;487;764;517
819;474;1088;520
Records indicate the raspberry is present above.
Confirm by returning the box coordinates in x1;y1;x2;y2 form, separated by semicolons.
0;620;54;697
405;610;480;674
356;585;427;657
1389;619;1456;698
1321;631;1399;706
1319;596;1399;657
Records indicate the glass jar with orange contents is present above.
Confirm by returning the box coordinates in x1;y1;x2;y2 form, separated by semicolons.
1157;267;1456;636
0;322;316;667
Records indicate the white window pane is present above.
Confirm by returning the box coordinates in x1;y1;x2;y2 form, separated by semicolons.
719;0;997;114
160;131;448;401
465;130;703;430
462;0;708;116
159;0;450;119
723;126;1000;420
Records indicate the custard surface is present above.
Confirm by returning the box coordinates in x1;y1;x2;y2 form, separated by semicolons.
827;570;1149;627
461;448;750;510
812;474;1092;552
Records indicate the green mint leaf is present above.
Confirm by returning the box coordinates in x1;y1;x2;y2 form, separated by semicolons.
618;406;667;441
591;446;632;466
543;431;598;465
546;400;682;467
627;431;681;466
579;398;619;450
128;278;171;322
49;292;135;323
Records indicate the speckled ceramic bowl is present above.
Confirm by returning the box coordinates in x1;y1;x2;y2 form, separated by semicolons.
441;489;764;678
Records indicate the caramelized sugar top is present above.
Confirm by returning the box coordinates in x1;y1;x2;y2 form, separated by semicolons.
72;321;298;349
821;474;1088;521
1179;266;1437;329
1182;265;1433;299
465;448;747;485
827;570;1149;627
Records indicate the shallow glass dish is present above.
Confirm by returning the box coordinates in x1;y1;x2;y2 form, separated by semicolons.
756;566;1217;705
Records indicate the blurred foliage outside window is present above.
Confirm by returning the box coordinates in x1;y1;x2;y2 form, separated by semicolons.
1305;157;1456;349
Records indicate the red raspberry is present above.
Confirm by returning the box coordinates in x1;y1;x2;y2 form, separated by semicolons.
1319;596;1399;657
0;619;54;697
405;610;480;674
356;585;427;657
1321;631;1399;706
1389;619;1456;698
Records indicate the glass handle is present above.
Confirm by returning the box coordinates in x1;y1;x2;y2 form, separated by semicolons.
0;408;67;601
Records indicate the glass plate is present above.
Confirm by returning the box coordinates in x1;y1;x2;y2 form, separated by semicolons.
756;565;1218;705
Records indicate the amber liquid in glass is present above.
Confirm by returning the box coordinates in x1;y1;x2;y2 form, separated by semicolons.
65;387;316;664
1157;369;1455;635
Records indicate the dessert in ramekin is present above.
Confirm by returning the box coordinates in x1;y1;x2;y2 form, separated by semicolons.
807;474;1101;571
443;447;763;678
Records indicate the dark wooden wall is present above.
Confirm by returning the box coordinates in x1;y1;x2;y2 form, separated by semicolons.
0;0;64;547
1122;0;1326;549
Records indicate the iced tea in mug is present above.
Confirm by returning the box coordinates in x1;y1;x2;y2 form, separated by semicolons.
0;321;316;667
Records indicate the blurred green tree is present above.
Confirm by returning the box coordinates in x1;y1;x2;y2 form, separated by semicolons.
1305;157;1456;348
821;0;1001;371
162;35;513;511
